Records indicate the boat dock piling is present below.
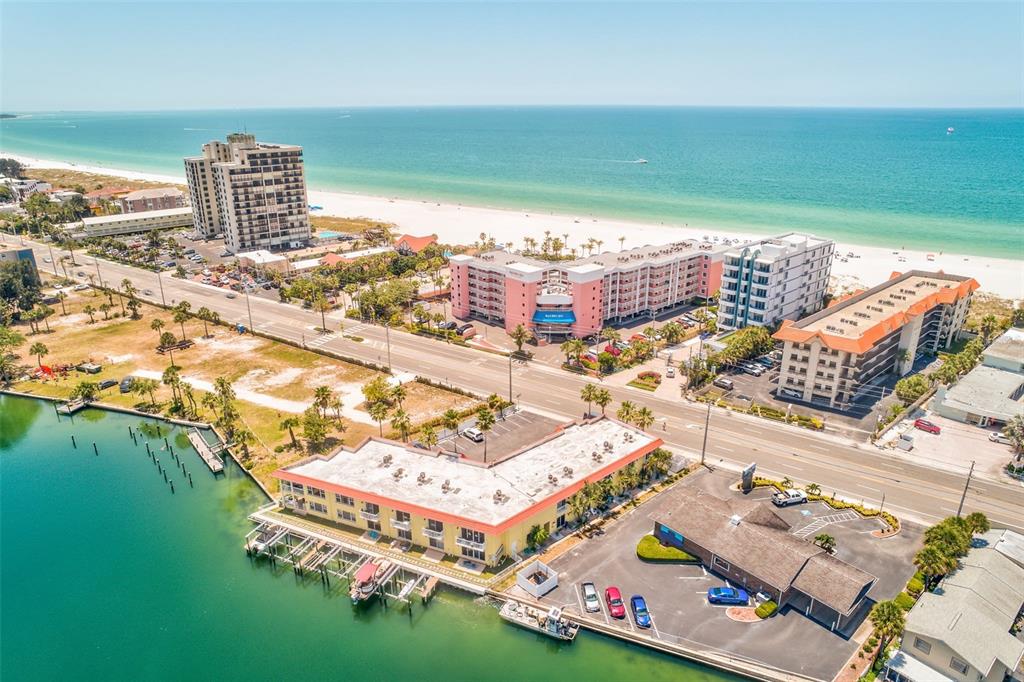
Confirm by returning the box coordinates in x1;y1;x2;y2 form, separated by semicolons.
186;428;225;474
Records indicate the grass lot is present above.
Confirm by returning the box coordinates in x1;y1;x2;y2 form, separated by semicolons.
8;277;478;489
311;215;396;236
965;292;1017;330
636;534;699;563
23;168;188;194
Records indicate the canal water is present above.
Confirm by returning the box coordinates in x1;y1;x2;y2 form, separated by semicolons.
0;395;741;681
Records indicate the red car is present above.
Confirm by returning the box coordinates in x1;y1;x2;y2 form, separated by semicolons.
604;344;621;357
914;418;941;435
605;586;626;619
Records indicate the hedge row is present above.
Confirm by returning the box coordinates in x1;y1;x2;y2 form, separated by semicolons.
751;478;900;532
695;396;824;431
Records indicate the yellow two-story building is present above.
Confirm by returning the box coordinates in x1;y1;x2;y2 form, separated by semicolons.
273;417;663;566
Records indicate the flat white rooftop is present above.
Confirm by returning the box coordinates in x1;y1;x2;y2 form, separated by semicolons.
237;249;286;264
280;418;658;528
80;206;193;225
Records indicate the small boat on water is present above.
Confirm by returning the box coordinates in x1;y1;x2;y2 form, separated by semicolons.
499;601;579;641
633;158;648;164
947;127;955;135
350;559;388;604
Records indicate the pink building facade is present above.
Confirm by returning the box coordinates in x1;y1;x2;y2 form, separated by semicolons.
450;240;724;338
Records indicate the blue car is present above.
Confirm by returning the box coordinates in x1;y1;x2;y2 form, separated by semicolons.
707;586;750;605
630;595;652;628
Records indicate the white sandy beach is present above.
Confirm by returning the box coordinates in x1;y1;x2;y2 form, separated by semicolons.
7;152;1022;300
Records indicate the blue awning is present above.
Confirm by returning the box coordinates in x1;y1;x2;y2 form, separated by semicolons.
533;310;576;324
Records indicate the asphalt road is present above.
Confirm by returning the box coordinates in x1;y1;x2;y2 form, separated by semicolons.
18;235;1024;532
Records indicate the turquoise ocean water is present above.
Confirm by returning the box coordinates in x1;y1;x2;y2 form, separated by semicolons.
0;395;737;681
1;107;1021;258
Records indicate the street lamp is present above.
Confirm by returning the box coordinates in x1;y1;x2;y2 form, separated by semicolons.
699;400;711;467
244;289;254;332
508;353;514;405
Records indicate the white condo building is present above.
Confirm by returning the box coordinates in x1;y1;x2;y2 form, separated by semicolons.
717;233;835;331
184;133;310;253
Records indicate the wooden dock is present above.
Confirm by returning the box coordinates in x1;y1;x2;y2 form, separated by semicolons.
187;428;225;473
57;399;88;415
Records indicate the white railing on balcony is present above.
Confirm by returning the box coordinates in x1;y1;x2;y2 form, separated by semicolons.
391;518;411;531
422;527;444;540
456;536;485;552
360;510;380;522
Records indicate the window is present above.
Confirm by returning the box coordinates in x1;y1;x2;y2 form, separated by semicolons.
428;536;444;550
309;502;328;514
427;519;444;533
712;556;730;572
397;528;412;541
306;486;325;499
335;493;354;506
366;520;381;532
912;637;931;655
364;502;380;515
460;528;485;544
288;482;304;494
395;511;411;523
338;510;356;523
556;514;566;529
461;546;485;561
948;657;968;675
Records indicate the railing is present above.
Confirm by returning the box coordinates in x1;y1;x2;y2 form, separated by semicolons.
391;518;411;531
422;527;444;540
360;510;380;522
456;536;485;552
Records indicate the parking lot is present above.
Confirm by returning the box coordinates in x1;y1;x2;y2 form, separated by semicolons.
437;409;565;463
527;469;922;680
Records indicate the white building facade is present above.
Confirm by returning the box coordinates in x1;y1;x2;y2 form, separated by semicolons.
184;133;311;253
717;233;834;331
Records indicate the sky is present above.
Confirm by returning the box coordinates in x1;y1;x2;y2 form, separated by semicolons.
1;1;1021;111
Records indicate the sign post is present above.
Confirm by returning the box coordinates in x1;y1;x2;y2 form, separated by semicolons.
741;462;757;493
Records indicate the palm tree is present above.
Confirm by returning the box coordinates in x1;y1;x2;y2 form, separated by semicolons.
83;304;96;323
594;388;612;415
567;491;589;527
622;462;642;501
133;377;159;407
580;383;598;417
56;291;67;316
868;600;906;663
173;302;192;340
313;385;333;417
329;396;344;425
201;392;220;419
964;511;990;535
979;314;999;343
150;318;165;340
634;406;655;430
280;417;300;448
118;278;134;315
476;406;496;461
913;544;957;589
390;408;411;441
368;401;389;437
924;519;970;558
391;384;407;409
442;408;460;453
510;323;531;353
99;302;111;320
196;307;213;337
618;236;626;251
616;400;637;423
420;425;439;450
311;292;330;331
233;427;255;461
560;337;586;365
29;342;48;367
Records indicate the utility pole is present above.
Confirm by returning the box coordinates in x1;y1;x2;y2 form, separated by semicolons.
956;460;976;518
384;322;392;371
156;270;166;306
700;400;711;466
508;353;514;405
47;243;58;276
244;289;254;332
93;257;104;289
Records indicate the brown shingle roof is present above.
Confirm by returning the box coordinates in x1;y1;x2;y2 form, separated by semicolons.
659;490;875;616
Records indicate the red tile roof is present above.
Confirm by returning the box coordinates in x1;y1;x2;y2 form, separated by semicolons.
394;233;437;254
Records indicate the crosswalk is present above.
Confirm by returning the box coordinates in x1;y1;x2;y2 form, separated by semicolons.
792;511;861;538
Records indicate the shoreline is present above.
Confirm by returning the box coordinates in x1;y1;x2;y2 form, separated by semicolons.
6;151;1022;300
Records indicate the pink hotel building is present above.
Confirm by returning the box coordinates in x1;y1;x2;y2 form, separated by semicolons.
450;241;724;338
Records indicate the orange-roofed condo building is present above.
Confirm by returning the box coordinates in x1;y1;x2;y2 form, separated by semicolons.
449;240;723;338
273;417;662;566
773;271;978;410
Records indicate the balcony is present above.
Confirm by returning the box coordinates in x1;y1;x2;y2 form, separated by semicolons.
391;518;411;531
456;536;486;552
360;510;380;522
422;527;444;540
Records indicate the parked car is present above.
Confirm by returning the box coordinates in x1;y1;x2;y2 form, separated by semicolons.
98;379;118;390
581;352;598;363
457;323;476;335
162;261;176;268
605;586;626;619
142;289;154;296
755;356;776;368
989;432;1012;445
913;418;941;435
771;489;808;507
73;284;89;291
581;582;601;613
630;595;652;628
462;427;484;443
712;377;734;391
707;586;750;606
119;376;134;393
76;271;86;277
183;248;196;255
439;321;457;331
666;366;676;378
741;363;763;377
604;344;621;357
226;292;237;299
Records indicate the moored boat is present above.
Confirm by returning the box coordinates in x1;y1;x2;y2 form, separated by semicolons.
350;560;381;604
498;600;579;641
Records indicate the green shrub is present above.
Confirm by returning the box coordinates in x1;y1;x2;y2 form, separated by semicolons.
754;601;778;618
894;592;916;611
636;535;699;563
906;577;924;597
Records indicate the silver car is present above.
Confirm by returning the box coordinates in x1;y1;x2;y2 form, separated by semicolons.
581;582;601;613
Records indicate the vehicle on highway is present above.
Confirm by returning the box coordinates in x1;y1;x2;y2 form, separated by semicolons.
581;582;601;613
712;377;734;391
630;595;652;628
462;427;484;443
989;431;1012;445
771;489;808;507
43;256;52;263
73;284;89;291
142;289;154;296
604;586;626;619
98;379;118;390
913;418;941;435
666;366;675;378
226;292;237;299
76;271;86;277
707;586;749;606
119;376;134;393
